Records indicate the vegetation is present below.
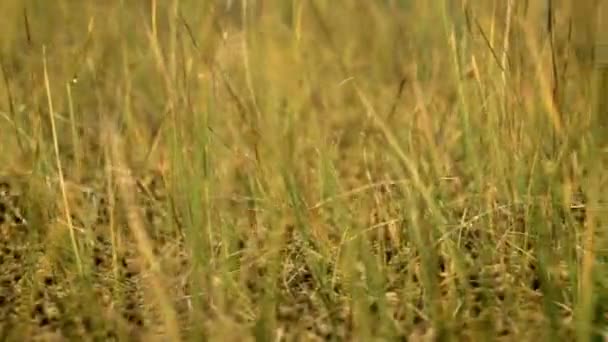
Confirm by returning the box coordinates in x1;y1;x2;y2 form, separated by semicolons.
0;1;606;340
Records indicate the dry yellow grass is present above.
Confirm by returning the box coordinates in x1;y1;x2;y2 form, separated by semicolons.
0;1;607;341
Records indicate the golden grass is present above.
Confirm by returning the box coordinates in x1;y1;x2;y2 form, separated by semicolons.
0;1;606;341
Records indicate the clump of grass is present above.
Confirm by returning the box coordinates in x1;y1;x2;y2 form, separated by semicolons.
0;1;606;341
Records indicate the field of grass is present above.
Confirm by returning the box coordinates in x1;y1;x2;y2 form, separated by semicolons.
0;1;607;341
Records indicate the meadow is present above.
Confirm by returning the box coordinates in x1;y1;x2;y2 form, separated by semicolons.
0;1;607;341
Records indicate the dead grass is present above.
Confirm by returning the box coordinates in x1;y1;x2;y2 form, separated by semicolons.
0;1;607;341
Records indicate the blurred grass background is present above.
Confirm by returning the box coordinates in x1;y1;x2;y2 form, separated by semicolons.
0;0;607;341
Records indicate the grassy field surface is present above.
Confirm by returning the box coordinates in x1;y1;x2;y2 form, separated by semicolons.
0;1;607;341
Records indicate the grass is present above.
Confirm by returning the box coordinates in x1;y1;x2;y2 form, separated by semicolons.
0;1;607;341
